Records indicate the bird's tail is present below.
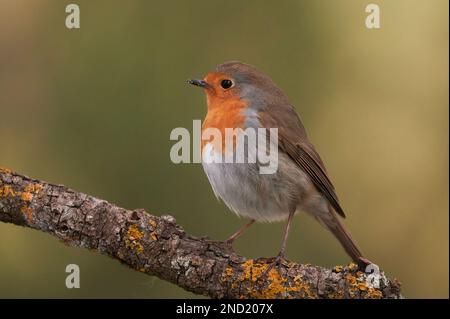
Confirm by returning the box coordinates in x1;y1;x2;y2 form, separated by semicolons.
315;208;364;266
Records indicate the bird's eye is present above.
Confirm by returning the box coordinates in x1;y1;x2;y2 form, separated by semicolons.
220;79;234;89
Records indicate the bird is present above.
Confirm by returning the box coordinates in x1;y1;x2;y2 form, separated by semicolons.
187;61;368;268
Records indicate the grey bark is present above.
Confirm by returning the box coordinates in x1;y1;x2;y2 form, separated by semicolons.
0;168;402;299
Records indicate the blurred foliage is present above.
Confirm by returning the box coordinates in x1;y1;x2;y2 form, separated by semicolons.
0;0;448;298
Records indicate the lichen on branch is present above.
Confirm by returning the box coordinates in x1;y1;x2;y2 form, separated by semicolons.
0;168;402;299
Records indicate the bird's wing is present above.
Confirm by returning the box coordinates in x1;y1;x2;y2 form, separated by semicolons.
260;106;346;218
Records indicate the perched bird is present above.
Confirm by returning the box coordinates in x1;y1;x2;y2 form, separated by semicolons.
187;61;368;267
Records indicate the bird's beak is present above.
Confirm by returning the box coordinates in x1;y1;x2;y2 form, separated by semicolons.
187;79;210;89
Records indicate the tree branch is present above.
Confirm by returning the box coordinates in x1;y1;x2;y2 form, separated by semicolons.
0;168;402;299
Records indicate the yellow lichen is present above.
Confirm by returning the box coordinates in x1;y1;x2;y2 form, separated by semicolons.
345;273;357;286
24;183;43;194
334;265;343;273
128;224;144;241
220;266;236;288
20;192;33;202
241;259;266;282
149;219;157;229
147;219;158;240
344;273;384;298
0;185;15;197
357;282;367;291
225;267;233;277
365;287;383;299
20;206;33;222
0;183;42;203
237;259;316;299
19;183;42;202
125;224;144;253
348;262;358;270
0;167;11;173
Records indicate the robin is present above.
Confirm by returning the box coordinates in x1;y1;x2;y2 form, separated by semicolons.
187;61;369;267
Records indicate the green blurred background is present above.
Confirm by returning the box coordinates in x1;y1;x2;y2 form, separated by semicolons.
0;0;448;298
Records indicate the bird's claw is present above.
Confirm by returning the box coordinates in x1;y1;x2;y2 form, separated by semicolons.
221;239;237;252
256;253;286;283
358;257;376;271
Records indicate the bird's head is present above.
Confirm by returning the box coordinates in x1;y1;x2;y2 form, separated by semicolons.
187;61;287;111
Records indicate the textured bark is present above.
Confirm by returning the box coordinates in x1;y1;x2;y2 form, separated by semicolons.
0;168;402;299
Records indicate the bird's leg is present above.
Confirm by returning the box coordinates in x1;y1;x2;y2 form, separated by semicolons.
260;210;295;278
225;219;255;246
276;209;295;261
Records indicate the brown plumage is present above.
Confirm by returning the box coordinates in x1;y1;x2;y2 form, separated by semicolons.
188;61;368;267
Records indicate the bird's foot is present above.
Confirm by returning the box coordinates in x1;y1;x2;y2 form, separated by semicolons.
224;238;234;247
358;257;376;271
256;252;286;283
218;238;238;254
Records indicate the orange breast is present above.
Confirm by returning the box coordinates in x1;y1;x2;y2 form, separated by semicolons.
201;98;247;154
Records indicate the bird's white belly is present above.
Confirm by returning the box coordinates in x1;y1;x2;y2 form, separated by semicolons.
201;143;313;222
